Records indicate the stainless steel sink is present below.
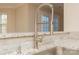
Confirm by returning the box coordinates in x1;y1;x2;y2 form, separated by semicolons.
34;47;56;55
63;48;79;55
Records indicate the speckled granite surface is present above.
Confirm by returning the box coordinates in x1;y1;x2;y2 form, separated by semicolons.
0;32;79;55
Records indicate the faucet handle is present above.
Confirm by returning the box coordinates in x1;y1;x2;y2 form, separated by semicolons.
37;35;43;42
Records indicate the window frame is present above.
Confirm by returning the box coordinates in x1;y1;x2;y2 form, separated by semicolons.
0;13;7;33
37;15;50;32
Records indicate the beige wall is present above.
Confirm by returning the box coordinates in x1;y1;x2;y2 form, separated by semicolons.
0;8;16;33
15;4;36;32
64;3;79;32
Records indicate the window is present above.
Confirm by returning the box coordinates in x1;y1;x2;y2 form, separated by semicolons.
53;15;64;32
37;16;49;32
0;13;7;33
53;15;59;31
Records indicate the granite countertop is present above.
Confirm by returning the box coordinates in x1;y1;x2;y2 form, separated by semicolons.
0;32;79;55
26;32;79;55
0;32;66;39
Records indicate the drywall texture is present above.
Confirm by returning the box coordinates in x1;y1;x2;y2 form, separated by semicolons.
15;4;36;32
0;8;16;32
64;3;79;32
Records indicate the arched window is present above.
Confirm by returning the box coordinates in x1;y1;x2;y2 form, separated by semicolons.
0;13;7;33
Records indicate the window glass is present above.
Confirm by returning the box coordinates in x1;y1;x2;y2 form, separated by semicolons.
53;15;59;31
41;16;49;32
0;13;7;33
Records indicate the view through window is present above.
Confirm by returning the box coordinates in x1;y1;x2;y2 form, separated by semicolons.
37;16;49;32
0;13;7;33
53;15;59;31
41;16;49;32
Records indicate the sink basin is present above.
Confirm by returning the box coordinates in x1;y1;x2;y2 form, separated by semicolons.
34;47;56;55
63;48;79;55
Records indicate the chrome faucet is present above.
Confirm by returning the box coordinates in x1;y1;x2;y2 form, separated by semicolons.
34;35;44;49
